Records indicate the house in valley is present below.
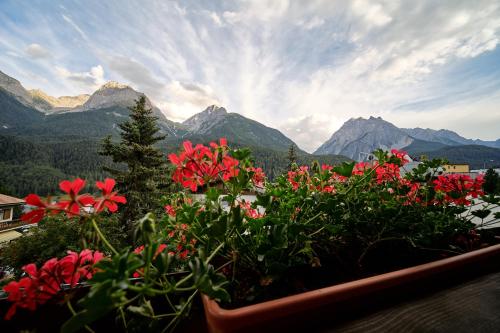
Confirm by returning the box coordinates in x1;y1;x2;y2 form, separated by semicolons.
0;194;25;237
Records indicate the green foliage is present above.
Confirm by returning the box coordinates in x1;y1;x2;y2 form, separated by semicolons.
483;168;500;194
100;97;169;226
63;213;227;333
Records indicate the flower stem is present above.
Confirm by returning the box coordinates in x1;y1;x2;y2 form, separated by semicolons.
67;301;95;333
91;218;118;256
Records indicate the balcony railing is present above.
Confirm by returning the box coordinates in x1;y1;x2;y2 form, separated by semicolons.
0;219;31;232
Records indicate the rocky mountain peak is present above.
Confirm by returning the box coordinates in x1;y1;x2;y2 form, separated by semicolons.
98;81;130;91
314;117;413;160
77;81;150;111
0;70;32;104
205;105;227;115
182;105;228;132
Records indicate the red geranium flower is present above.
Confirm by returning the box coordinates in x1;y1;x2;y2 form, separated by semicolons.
165;205;176;217
21;194;53;224
390;149;409;165
57;178;95;216
94;178;127;213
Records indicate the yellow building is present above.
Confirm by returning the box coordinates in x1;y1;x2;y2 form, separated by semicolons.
443;164;470;173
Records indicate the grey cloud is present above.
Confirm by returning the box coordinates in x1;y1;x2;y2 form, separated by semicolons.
166;80;220;108
108;56;164;97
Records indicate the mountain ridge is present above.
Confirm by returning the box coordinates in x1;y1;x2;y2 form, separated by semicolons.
315;116;500;160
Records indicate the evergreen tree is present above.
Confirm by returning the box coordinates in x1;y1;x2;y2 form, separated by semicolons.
100;96;168;230
287;144;297;170
483;168;500;194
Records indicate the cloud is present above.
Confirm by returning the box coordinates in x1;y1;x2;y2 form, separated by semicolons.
164;81;221;121
281;115;336;153
61;14;88;40
107;56;164;97
351;0;392;27
25;43;51;59
297;17;325;30
208;11;223;26
56;65;105;90
1;0;500;152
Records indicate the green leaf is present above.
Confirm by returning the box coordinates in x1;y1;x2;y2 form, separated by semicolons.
206;187;221;202
231;148;252;161
189;258;230;302
128;300;155;318
472;209;491;219
332;162;355;177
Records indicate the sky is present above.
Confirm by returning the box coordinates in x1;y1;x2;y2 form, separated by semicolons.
1;0;499;152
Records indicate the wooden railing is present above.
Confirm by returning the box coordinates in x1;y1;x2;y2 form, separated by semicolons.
0;219;30;232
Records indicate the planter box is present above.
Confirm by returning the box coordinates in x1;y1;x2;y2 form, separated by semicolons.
202;244;500;333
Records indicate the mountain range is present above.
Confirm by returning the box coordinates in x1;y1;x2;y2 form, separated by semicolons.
314;116;500;165
0;70;348;196
0;70;303;152
0;69;499;196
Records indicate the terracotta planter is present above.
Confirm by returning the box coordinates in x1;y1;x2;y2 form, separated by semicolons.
202;244;500;333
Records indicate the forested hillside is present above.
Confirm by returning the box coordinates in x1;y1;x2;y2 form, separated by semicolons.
419;145;500;169
0;134;350;197
0;135;111;196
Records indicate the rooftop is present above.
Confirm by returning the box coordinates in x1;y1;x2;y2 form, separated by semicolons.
0;194;25;206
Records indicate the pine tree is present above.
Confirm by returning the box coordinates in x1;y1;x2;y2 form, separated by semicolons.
287;144;297;170
483;168;500;194
100;96;168;230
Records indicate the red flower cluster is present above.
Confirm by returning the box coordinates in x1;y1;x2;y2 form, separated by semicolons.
390;149;409;165
287;166;310;191
3;249;104;320
247;167;266;188
132;244;170;278
169;138;240;191
164;205;177;217
239;200;265;219
433;174;484;205
398;178;422;205
375;163;401;184
165;223;197;260
352;162;373;175
288;166;338;193
21;178;126;224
